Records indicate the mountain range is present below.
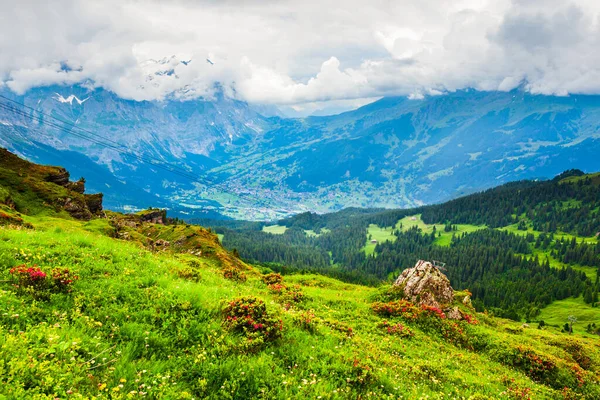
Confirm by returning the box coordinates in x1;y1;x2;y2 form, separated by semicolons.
2;84;600;220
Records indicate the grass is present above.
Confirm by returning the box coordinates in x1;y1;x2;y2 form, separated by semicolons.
262;224;288;235
363;224;397;255
537;295;600;331
397;215;484;247
501;223;598;245
2;216;600;398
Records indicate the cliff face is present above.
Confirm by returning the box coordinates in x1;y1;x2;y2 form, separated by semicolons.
0;148;103;220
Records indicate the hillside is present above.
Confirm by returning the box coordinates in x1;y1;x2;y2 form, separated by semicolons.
4;86;600;219
210;170;600;324
2;152;600;399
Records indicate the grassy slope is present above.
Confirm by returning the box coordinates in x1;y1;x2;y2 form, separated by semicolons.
538;296;600;329
363;214;484;255
262;225;288;234
397;214;484;246
2;217;600;399
363;224;397;255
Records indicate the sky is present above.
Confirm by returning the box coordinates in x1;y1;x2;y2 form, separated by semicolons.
2;0;600;114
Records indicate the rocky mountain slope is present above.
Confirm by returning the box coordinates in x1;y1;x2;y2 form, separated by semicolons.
2;85;600;219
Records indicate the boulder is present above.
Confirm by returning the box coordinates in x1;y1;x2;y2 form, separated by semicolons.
445;306;463;320
394;260;454;309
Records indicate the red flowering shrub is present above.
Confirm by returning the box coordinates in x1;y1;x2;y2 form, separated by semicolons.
371;300;422;320
348;358;376;386
50;267;79;292
512;346;557;383
462;313;478;325
323;319;354;337
379;320;414;338
9;264;48;289
9;264;78;296
372;299;486;350
222;267;247;282
267;283;286;294
267;282;305;304
421;305;446;319
223;296;283;347
261;273;283;285
282;285;305;303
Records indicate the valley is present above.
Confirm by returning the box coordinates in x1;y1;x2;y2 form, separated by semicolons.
4;87;600;220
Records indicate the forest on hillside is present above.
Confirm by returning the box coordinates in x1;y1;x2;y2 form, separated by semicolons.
209;171;600;320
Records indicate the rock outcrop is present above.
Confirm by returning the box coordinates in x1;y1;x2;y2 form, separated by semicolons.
394;260;472;320
394;260;454;308
138;209;167;225
45;168;71;186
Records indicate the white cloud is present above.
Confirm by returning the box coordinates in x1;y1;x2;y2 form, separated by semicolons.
2;0;600;106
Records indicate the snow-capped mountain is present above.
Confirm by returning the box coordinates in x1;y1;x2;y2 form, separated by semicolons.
3;85;600;220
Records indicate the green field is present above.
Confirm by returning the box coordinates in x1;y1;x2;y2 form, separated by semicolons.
398;214;483;246
262;224;288;234
363;224;397;255
217;233;224;242
363;215;484;255
538;296;600;331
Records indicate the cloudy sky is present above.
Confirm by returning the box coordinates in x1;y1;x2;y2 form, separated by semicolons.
2;0;600;113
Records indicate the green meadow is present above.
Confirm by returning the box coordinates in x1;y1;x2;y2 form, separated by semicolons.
2;216;600;399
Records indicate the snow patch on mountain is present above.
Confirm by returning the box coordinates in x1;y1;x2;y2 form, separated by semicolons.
54;93;89;105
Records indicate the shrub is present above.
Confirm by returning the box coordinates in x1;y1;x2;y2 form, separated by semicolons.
371;300;421;320
322;319;354;337
261;273;283;285
348;358;376;387
174;266;201;282
50;267;79;292
222;267;247;282
9;264;47;289
267;282;305;304
223;296;283;347
378;320;414;338
421;305;446;319
8;264;78;298
295;310;317;333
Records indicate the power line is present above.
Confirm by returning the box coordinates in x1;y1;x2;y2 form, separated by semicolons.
0;98;209;183
0;121;207;185
0;98;217;185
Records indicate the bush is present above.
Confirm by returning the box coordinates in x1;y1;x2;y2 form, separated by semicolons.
50;267;79;292
378;320;414;338
294;310;317;333
174;266;202;282
223;296;283;347
261;273;283;285
8;264;78;298
371;300;421;320
222;267;247;282
9;264;47;289
267;282;305;305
